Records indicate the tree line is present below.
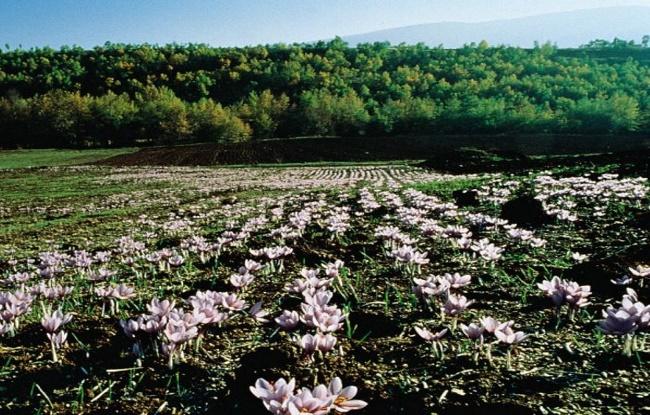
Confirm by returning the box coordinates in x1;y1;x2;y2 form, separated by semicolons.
1;39;650;147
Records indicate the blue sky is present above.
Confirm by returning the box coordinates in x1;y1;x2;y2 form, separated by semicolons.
1;0;650;48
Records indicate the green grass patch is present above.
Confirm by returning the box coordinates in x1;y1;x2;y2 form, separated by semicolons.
0;167;176;204
411;176;490;199
0;172;132;203
0;148;138;169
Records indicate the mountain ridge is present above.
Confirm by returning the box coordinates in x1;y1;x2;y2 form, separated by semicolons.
339;6;650;47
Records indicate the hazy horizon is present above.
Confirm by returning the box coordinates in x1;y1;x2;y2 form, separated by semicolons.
2;1;650;49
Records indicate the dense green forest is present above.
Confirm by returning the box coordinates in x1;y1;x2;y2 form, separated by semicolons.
1;39;650;147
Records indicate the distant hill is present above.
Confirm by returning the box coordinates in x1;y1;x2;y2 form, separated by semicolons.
341;6;650;48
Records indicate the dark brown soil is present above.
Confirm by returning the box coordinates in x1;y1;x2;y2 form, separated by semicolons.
96;135;650;167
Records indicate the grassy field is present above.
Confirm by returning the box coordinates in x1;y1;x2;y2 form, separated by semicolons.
0;152;648;414
0;148;138;169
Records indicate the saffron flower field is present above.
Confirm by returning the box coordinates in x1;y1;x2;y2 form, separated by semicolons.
0;162;649;414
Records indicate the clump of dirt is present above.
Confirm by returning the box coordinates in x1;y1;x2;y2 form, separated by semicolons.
563;242;650;295
420;147;531;173
630;210;650;231
421;148;650;175
501;195;554;228
453;189;480;207
348;311;403;339
564;260;621;295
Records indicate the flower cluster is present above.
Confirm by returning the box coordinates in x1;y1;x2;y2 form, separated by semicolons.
599;289;650;355
250;377;367;414
0;289;33;335
250;246;294;273
120;290;259;368
538;276;591;320
389;245;429;275
230;259;262;289
470;238;504;262
464;316;528;368
628;265;650;287
279;266;347;358
41;307;72;363
95;283;136;315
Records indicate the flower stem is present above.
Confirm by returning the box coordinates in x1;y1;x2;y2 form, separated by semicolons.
168;351;175;370
50;338;58;363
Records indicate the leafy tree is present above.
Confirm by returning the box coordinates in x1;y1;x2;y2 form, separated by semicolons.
563;95;640;132
189;99;251;143
237;89;290;138
609;95;641;132
135;86;191;144
376;94;439;133
31;90;91;146
299;89;370;136
88;92;137;146
0;95;31;147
